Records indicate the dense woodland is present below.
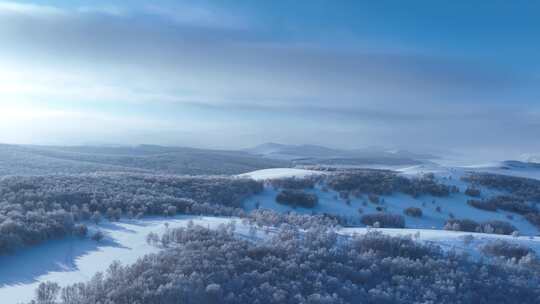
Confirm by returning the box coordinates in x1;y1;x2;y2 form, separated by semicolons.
275;190;318;208
323;170;458;197
0;144;287;176
0;173;262;254
27;224;540;304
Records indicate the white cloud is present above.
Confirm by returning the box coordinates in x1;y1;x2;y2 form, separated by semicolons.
0;1;521;112
76;5;127;16
0;1;128;17
144;4;249;29
0;103;195;145
0;1;65;16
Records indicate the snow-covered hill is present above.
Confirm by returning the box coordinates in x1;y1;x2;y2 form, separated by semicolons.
238;168;325;180
242;164;540;236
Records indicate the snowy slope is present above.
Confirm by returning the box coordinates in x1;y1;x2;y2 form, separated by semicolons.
244;185;539;235
338;227;540;258
243;166;540;235
397;160;540;181
238;168;325;181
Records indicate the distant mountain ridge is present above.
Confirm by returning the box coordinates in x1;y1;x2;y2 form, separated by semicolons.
246;143;345;159
245;143;438;166
520;154;540;164
502;160;540;170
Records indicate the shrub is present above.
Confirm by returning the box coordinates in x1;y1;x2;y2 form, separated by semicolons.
368;194;380;204
491;196;537;215
73;224;88;238
481;220;517;235
361;213;405;228
269;177;316;189
465;187;481;197
445;219;480;232
353;231;440;259
400;177;452;197
326;170;397;194
445;219;517;235
466;195;538;217
275;190;318;208
525;213;540;229
462;173;540;202
91;230;104;242
467;199;497;211
404;207;423;217
481;240;534;260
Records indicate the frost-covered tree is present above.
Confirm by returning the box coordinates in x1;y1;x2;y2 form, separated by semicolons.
27;225;540;304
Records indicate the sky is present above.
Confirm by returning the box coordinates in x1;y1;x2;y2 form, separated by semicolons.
0;0;539;159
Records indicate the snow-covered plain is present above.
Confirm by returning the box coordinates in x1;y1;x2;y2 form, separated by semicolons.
0;215;255;304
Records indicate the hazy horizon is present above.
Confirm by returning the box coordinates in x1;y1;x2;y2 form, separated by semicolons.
1;1;539;160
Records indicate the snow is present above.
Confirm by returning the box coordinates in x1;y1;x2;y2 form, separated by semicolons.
243;168;540;236
4;163;540;303
2;213;539;303
397;160;540;181
476;165;540;181
0;215;253;304
238;168;325;181
338;227;540;258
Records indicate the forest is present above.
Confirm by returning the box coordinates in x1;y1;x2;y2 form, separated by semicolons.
26;223;540;304
0;173;262;254
0;144;287;176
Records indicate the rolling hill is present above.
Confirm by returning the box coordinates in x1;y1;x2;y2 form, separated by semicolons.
0;144;289;176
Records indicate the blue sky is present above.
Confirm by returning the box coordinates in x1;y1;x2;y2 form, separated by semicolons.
0;0;539;158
